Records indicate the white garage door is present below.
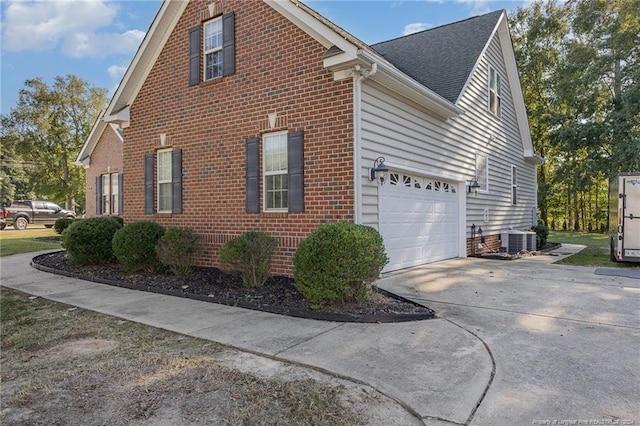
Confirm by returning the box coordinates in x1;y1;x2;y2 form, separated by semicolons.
380;172;459;272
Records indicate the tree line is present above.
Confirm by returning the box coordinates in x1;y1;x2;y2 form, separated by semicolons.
510;0;639;231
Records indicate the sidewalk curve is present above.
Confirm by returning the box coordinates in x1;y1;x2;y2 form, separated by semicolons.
1;251;492;425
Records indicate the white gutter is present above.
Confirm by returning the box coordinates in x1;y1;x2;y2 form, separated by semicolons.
351;63;378;225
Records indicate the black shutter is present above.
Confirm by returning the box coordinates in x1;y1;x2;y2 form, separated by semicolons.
117;173;124;215
189;26;201;86
144;153;154;214
172;149;183;214
95;175;102;215
245;137;259;213
287;131;304;213
222;12;235;76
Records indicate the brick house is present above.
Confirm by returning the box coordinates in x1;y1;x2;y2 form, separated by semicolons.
98;0;542;275
76;115;124;218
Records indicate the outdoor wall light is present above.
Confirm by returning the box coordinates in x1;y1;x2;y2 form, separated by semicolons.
468;177;481;194
369;156;389;184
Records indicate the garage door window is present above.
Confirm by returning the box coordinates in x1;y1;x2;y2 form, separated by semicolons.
389;172;457;194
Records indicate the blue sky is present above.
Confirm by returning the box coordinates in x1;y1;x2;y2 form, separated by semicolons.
1;0;526;115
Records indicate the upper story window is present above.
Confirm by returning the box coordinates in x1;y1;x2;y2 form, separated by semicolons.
489;66;502;118
204;18;223;81
189;12;235;86
475;153;489;192
263;132;288;211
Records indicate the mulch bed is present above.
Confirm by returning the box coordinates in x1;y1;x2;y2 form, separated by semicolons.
31;251;435;323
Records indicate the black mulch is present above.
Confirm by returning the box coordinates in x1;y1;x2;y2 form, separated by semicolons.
31;251;435;323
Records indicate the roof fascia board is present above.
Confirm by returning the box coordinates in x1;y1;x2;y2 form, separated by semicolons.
75;113;106;165
105;0;187;121
497;17;535;156
266;0;359;57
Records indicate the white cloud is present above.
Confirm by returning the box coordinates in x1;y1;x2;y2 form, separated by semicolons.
2;0;144;57
455;0;490;16
107;64;127;80
403;22;432;36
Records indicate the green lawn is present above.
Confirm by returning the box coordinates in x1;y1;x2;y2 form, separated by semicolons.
0;227;62;257
548;230;609;247
548;230;637;268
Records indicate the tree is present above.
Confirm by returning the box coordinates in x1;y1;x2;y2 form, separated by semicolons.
1;75;108;210
511;0;639;231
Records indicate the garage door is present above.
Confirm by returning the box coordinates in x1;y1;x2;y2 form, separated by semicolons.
380;172;459;272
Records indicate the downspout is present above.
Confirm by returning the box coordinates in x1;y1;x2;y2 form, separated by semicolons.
351;63;377;225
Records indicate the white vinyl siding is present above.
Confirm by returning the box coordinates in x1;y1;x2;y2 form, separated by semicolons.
359;30;537;245
263;131;288;211
157;149;172;213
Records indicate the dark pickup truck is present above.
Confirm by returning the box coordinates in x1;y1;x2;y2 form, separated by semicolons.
1;200;76;230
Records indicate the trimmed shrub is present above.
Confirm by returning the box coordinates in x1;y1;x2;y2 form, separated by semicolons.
112;221;165;273
531;223;549;250
54;217;76;235
293;222;389;307
218;231;278;287
111;216;124;227
62;217;122;265
156;227;202;276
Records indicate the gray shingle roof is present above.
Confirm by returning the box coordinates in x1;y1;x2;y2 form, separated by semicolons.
372;10;503;103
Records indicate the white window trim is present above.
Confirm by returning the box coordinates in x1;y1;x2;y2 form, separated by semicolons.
101;174;110;215
511;165;517;205
475;153;489;193
111;173;119;215
262;130;288;212
157;148;172;214
488;66;502;118
203;17;223;82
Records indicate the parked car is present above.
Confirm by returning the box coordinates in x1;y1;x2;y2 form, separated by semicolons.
2;200;76;230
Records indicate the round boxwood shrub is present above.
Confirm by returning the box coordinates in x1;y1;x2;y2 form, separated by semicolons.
112;221;165;273
156;227;202;276
62;217;122;265
54;217;77;235
293;222;389;307
218;231;278;287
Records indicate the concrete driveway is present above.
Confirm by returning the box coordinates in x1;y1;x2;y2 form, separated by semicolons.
378;245;640;425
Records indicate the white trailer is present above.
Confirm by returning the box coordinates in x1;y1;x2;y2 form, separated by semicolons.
609;173;640;263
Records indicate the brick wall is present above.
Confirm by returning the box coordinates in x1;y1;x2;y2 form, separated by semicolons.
85;125;123;218
123;0;354;275
466;233;502;256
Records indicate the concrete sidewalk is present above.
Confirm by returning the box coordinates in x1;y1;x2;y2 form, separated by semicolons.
1;251;492;425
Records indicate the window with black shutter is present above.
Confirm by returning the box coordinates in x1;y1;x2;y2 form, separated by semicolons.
190;11;235;85
245;131;304;213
